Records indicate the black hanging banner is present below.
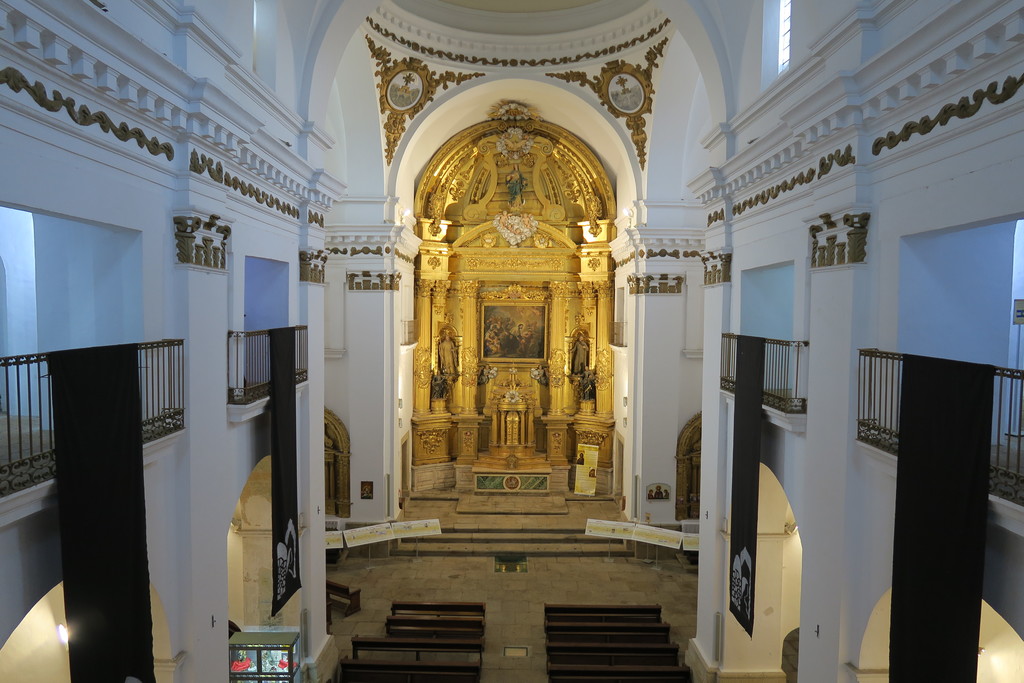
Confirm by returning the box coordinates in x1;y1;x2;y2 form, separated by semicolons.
269;327;301;616
890;354;992;681
729;335;765;638
49;344;155;683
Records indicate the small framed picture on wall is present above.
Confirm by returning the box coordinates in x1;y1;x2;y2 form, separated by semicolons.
360;481;373;499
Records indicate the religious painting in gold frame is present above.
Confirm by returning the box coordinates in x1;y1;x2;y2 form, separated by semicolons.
481;303;547;361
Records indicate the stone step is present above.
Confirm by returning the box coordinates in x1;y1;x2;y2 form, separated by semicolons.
392;541;632;557
402;532;626;544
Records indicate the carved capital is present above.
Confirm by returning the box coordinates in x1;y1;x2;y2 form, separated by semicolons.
626;273;684;294
347;271;402;291
299;249;328;283
172;214;231;270
454;280;480;299
684;250;732;285
548;281;579;299
575;429;608;446
809;212;871;268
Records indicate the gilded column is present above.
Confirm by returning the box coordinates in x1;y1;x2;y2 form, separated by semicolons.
548;281;577;415
412;280;434;416
455;280;480;414
595;281;614;416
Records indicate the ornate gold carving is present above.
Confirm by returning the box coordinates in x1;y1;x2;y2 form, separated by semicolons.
454;280;480;299
873;72;1024;155
547;39;668;169
395;249;415;264
626;273;684;294
0;66;174;160
308;211;325;228
550;431;563;455
732;145;855;217
189;150;301;219
299;249;328;283
587;257;601;271
414;346;432;388
366;17;671;68
549;349;566;388
347;271;401;291
462;429;476;454
575;429;607;446
548;281;579;298
639;248;680;259
676;412;701;521
462;345;479;387
615;251;637;268
172;214;230;269
809;212;871;267
684;251;732;285
465;257;563;272
418;428;448;457
479;283;548;300
596;348;611;391
325;409;352;517
427;256;441;268
366;37;484;165
348;246;384;256
707;208;726;227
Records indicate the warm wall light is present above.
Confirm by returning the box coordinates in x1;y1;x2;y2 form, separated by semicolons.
402;208;413;218
57;624;69;645
784;522;798;535
978;646;986;655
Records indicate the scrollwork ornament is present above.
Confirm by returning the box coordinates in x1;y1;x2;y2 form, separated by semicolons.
414;347;432;388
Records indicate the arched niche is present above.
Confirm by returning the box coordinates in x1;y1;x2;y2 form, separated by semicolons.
675;412;701;520
0;582;174;683
857;590;1024;681
324;408;351;518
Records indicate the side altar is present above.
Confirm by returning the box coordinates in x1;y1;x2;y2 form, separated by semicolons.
407;101;618;495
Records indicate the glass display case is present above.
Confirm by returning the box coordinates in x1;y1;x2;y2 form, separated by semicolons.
228;631;299;682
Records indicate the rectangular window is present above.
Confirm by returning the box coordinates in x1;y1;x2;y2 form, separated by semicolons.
778;0;792;73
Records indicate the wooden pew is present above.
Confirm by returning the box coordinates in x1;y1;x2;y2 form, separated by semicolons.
385;615;485;639
547;662;690;681
546;641;679;666
545;621;672;644
391;601;486;618
339;657;480;682
351;636;484;663
327;579;362;616
544;603;662;623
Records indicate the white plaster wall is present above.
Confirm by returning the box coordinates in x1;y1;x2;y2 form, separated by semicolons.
0;207;37;356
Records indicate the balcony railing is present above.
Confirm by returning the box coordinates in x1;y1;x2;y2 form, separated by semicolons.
227;326;308;405
720;334;809;413
612;321;628;347
0;340;185;498
857;349;1024;506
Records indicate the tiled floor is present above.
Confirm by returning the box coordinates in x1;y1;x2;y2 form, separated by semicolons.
327;495;699;681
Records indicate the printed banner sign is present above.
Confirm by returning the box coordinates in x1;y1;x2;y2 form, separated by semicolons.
343;523;396;548
269;328;301;616
585;519;637;540
573;443;599;496
391;519;443;539
729;335;765;638
633;524;685;549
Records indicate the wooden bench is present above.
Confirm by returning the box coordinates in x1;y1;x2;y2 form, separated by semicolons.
547;662;690;681
339;657;481;682
544;603;662;623
327;580;362;616
546;641;679;666
351;636;484;663
385;615;485;639
391;602;486;618
544;622;672;644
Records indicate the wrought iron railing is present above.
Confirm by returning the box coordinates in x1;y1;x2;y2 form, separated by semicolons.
227;326;308;404
0;340;185;497
613;321;628;347
720;334;809;413
857;349;1024;507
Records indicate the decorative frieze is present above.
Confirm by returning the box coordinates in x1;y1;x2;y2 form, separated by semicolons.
347;271;401;291
638;248;680;259
684;250;732;285
308;211;325;228
614;251;637;268
575;429;608;446
707;208;725;227
189;150;300;219
0;65;174;160
418;428;448;458
366;16;671;68
873;71;1024;156
732;145;855;217
809;212;870;268
626;273;684;294
479;283;548;301
172;214;230;269
299;249;328;283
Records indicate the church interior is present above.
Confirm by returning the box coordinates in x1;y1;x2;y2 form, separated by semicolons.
1;0;1024;680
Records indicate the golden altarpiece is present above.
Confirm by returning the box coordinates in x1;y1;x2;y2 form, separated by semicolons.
410;101;617;494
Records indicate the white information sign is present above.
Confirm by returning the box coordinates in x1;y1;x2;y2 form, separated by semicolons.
325;530;345;549
632;523;685;549
585;519;637;540
681;534;700;552
1014;299;1024;325
343;522;395;547
390;519;442;539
